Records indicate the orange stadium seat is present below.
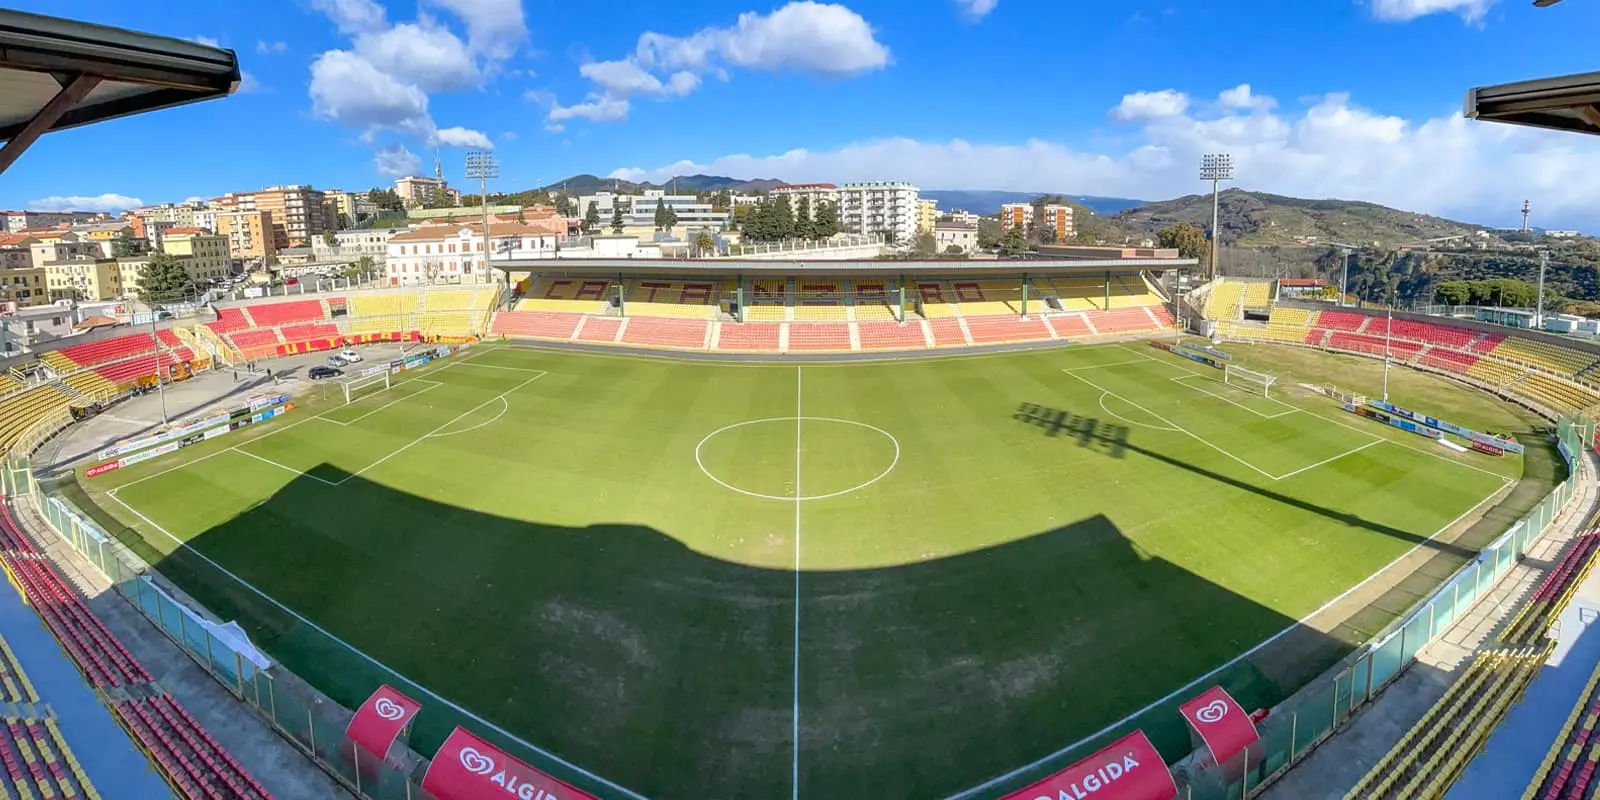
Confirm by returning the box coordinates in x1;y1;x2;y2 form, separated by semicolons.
493;310;583;339
927;318;968;347
857;321;927;350
621;317;710;349
963;315;1052;344
718;323;782;351
245;299;326;326
577;316;623;342
787;323;851;351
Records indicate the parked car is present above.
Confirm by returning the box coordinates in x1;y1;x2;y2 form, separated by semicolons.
309;366;341;380
327;355;348;368
339;348;362;362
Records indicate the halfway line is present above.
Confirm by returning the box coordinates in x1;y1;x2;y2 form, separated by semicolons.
792;365;803;800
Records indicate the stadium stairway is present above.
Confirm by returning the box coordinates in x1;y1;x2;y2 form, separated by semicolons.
0;502;272;799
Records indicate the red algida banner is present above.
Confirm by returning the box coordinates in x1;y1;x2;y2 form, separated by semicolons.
421;727;598;800
1000;730;1177;800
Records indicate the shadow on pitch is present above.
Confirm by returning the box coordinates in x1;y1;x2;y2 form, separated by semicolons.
117;464;1345;800
1015;400;1476;559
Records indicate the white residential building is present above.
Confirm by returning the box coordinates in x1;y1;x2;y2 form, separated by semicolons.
1;210;102;233
384;222;558;285
933;222;979;254
395;176;450;208
1000;203;1033;231
771;183;840;214
312;227;407;262
838;182;919;244
575;191;730;229
947;210;981;226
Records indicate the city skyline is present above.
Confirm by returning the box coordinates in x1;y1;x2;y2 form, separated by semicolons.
4;0;1600;229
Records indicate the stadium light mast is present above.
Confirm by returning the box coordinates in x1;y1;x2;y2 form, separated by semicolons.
465;150;499;284
1536;249;1550;329
1200;154;1233;281
1383;307;1393;403
1330;242;1360;308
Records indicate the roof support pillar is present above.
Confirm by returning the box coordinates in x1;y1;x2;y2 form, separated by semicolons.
0;73;100;175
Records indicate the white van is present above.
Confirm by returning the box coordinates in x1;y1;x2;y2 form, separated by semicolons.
339;348;363;362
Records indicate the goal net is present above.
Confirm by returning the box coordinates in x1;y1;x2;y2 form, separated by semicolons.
341;371;390;404
1224;364;1277;397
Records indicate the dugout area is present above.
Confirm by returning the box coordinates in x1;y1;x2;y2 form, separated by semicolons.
69;342;1555;798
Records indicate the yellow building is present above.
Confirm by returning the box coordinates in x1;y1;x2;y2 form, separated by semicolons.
217;210;277;266
160;227;232;281
45;258;124;301
0;266;47;308
916;199;938;234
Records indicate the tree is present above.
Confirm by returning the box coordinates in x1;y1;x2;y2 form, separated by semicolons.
693;230;716;257
771;196;795;239
913;231;937;256
812;200;839;238
795;196;814;240
136;253;197;302
515;207;527;224
1157;222;1209;261
111;230;143;257
583;201;601;235
977;218;1003;250
711;189;732;212
999;228;1028;256
322;231;336;248
653;200;678;231
945;244;966;255
555;195;576;217
610;199;628;234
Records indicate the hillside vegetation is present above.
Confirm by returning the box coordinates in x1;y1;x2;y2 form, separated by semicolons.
1112;189;1485;248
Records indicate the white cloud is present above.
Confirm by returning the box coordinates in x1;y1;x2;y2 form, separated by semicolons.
188;35;221;48
184;196;206;203
354;22;479;92
309;50;434;139
312;0;388;34
544;123;565;133
435;126;494;149
256;40;288;54
425;0;527;60
550;1;888;125
1216;84;1274;111
608;168;648;182
238;72;262;94
27;194;143;213
1370;0;1495;22
548;95;629;123
609;87;1600;230
955;0;999;19
373;144;422;178
1111;89;1190;122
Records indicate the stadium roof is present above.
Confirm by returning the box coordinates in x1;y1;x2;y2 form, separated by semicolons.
1464;70;1600;136
0;9;239;174
494;257;1198;277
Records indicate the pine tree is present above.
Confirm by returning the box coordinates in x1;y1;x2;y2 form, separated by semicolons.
610;198;628;234
136;253;197;302
583;201;601;234
653;199;670;230
772;196;795;240
812;201;839;238
795;196;813;240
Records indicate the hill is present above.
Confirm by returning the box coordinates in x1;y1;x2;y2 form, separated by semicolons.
1112;189;1486;248
920;190;1144;217
538;173;783;195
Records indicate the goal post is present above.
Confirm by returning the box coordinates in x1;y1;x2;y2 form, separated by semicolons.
1224;364;1277;397
341;371;391;404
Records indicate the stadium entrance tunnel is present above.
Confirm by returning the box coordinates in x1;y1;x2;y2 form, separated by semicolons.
108;464;1349;799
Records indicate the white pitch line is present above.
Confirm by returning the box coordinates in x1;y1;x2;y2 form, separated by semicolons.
944;478;1515;800
1063;358;1163;372
450;362;551;374
335;372;545;485
318;379;444;426
1065;369;1279;481
100;490;648;800
426;396;509;439
791;365;803;800
1170;374;1298;419
1273;439;1385;481
228;447;341;486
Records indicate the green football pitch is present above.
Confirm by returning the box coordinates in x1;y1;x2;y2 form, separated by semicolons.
72;341;1554;798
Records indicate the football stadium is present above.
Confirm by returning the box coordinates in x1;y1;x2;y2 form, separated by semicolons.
5;7;1600;800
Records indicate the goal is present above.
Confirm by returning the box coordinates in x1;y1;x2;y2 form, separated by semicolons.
341;371;390;404
1224;364;1277;397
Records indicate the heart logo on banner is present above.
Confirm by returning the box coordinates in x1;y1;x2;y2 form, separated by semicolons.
459;747;495;775
1195;699;1229;724
374;697;407;721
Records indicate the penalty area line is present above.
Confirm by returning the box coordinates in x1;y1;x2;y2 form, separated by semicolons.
943;478;1514;800
100;464;650;800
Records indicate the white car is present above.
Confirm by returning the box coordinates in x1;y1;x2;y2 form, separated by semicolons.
339;348;363;362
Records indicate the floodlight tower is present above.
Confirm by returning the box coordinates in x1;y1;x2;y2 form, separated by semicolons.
1536;249;1550;328
1330;241;1361;308
1522;199;1532;233
465;150;499;283
1200;154;1233;281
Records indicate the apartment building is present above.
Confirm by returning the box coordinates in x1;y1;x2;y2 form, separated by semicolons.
0;235;45;309
0;210;101;233
1000;203;1033;231
29;237;100;267
130;201;208;228
1040;204;1074;242
312;228;406;262
216;210;277;265
916;199;938;234
385;222;558;285
627;190;731;229
215;186;329;249
395;176;450;209
44;258;123;302
933;222;979;254
68;221;138;257
323;189;379;228
947;210;981;226
771;184;840;214
838;182;919;244
160;228;232;281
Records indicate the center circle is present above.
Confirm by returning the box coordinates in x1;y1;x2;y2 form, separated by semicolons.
694;417;900;501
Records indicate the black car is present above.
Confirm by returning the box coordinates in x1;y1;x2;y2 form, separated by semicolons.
309;366;342;380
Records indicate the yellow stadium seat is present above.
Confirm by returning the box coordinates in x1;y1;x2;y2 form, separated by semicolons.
519;278;612;313
912;280;960;318
745;278;788;322
793;279;846;321
624;280;719;319
850;280;899;322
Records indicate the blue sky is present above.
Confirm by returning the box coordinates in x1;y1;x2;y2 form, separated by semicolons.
7;0;1600;229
